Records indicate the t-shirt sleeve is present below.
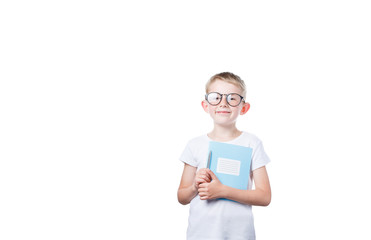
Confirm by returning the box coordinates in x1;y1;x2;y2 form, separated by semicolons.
251;141;271;171
179;141;197;167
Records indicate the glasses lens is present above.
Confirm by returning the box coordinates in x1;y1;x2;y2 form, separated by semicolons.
207;92;222;105
227;94;242;106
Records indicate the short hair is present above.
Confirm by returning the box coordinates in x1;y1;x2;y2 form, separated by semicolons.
205;72;246;98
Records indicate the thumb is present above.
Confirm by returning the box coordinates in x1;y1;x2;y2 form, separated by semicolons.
207;169;218;180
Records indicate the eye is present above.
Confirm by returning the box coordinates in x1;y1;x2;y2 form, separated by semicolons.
227;95;235;100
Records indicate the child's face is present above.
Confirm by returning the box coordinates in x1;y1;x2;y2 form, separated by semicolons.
202;80;250;127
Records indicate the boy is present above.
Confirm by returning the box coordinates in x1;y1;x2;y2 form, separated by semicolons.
177;72;271;240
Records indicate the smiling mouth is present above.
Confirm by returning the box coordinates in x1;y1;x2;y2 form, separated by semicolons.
216;111;231;114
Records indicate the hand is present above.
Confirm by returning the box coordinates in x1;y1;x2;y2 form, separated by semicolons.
198;169;224;200
194;168;212;189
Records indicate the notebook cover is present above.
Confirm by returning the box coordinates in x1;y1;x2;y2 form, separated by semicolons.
208;141;252;190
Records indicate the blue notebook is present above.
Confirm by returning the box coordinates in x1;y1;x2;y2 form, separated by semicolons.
208;141;253;190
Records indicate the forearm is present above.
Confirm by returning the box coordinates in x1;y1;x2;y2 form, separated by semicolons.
177;184;198;205
221;185;271;206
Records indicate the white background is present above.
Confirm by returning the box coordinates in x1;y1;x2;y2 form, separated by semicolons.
1;1;371;239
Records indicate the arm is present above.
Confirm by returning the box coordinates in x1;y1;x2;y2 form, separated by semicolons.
198;166;271;206
177;164;211;205
177;164;197;205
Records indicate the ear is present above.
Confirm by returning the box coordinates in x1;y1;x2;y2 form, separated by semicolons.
240;102;250;115
201;100;209;113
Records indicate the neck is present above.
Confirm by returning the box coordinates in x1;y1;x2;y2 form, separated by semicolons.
208;124;242;142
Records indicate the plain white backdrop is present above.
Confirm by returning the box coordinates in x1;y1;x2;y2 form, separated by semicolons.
1;0;371;239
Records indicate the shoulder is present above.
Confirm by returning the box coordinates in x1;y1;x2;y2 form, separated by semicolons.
186;134;209;148
240;131;271;168
180;134;210;167
236;131;263;147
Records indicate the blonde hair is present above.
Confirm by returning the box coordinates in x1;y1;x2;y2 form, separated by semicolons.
205;72;246;98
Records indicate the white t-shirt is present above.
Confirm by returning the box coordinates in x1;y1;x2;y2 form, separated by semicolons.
179;132;270;240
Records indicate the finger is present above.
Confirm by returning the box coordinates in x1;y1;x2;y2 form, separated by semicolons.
201;174;211;182
199;192;209;200
196;179;208;188
196;174;206;182
206;169;218;180
196;177;203;183
198;190;207;197
197;168;207;175
199;183;208;188
205;174;211;182
198;191;207;198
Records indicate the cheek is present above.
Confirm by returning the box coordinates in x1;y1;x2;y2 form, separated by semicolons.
207;105;217;113
231;109;242;118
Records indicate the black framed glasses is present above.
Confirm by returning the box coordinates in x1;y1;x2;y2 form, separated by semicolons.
205;92;244;107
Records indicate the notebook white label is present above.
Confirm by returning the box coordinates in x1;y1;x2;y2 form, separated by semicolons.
216;158;241;176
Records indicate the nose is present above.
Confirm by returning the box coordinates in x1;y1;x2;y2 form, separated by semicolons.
219;94;228;107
